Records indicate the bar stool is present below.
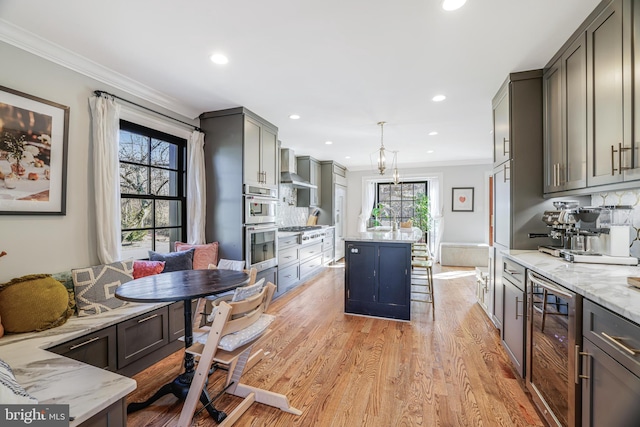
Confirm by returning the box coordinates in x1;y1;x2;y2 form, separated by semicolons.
411;243;435;319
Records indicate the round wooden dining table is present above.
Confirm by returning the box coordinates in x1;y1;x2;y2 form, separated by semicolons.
115;268;250;420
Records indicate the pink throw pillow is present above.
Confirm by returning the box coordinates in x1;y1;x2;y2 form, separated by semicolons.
174;242;219;270
133;260;166;279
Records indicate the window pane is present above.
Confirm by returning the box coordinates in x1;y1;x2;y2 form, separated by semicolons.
402;205;414;219
150;139;177;168
120;164;149;195
379;184;390;203
150;168;177;196
121;230;152;260
414;183;426;197
154;228;173;253
119;131;149;164
121;198;153;229
155;200;182;227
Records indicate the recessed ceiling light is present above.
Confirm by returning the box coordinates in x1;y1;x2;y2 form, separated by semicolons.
345;156;351;159
428;131;438;136
442;0;467;11
427;150;434;154
325;141;333;145
432;94;446;102
289;114;300;120
210;53;229;65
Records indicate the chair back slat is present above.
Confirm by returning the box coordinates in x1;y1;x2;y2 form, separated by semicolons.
220;282;276;337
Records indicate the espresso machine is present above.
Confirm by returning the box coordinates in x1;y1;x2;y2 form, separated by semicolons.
535;203;638;265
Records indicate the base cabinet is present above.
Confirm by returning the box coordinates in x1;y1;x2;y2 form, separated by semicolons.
49;325;117;372
345;241;411;320
581;299;640;426
77;398;126;427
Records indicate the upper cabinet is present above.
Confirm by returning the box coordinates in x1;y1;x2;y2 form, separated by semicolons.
493;87;511;168
296;156;321;207
243;115;279;189
586;0;629;187
543;0;640;194
543;33;587;193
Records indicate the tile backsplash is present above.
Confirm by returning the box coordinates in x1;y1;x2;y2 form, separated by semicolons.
591;189;640;257
277;184;309;226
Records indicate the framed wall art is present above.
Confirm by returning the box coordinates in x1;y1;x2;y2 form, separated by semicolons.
0;85;69;215
452;187;474;212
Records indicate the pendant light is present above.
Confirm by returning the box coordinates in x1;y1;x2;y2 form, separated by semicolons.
377;121;386;175
391;151;400;185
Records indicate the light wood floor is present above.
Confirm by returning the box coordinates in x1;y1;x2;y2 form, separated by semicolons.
127;263;544;427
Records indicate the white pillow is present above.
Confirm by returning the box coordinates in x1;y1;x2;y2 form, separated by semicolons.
217;259;246;271
195;314;275;352
0;359;38;404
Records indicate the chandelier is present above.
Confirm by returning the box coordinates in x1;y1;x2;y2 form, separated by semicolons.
377;121;386;175
391;151;400;185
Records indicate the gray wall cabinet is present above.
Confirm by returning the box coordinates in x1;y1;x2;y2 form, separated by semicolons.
296;156;321;207
318;161;347;261
200;107;279;261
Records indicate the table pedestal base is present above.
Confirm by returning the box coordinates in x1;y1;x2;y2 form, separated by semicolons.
127;372;227;422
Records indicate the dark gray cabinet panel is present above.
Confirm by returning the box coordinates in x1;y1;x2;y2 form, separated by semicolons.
581;338;640;426
502;271;526;378
493;245;505;331
493;85;511;167
77;398;126;427
586;0;628;187
117;306;169;369
296;156;321;207
345;241;411;320
544;33;588;194
49;326;117;371
277;263;299;290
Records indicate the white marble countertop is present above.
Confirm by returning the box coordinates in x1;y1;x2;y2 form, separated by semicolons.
0;301;169;426
503;250;640;325
346;227;422;243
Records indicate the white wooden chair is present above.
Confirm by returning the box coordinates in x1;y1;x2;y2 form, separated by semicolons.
177;282;301;426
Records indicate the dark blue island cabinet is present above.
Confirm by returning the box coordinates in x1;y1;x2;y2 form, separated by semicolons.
344;240;412;320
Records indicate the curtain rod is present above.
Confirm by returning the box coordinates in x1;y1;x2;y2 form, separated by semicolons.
93;90;202;132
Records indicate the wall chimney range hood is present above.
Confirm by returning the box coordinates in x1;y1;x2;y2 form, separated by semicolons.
280;148;317;189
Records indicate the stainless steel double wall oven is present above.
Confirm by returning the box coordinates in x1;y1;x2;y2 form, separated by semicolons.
244;185;278;272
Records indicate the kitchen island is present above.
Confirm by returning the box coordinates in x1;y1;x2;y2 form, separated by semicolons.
344;229;421;320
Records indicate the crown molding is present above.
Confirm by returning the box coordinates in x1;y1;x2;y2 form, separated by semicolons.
0;19;201;120
347;157;493;172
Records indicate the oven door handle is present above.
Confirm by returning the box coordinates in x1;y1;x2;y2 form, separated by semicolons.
245;224;278;232
528;271;574;299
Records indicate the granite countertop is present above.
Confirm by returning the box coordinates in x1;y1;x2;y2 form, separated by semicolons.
504;250;640;325
0;301;169;426
346;227;422;243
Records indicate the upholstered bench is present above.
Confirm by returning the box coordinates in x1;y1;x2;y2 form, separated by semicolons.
439;242;489;267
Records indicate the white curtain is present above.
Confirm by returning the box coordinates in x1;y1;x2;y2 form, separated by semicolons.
429;177;444;262
358;180;376;231
187;130;206;244
89;95;122;264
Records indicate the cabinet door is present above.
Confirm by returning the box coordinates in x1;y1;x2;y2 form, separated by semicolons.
48;326;117;371
564;34;588;190
493;245;505;331
261;126;278;188
117;307;169;369
587;0;626;186
311;160;321;206
581;338;640;426
493;164;511;248
544;58;564;193
243;116;262;186
345;243;376;303
493;85;511;167
502;276;525;377
377;244;409;306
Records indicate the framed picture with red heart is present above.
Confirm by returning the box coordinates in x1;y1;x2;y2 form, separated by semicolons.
452;187;474;212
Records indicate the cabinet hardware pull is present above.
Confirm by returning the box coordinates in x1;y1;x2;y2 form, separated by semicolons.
515;297;523;319
554;163;558;187
601;332;639;356
69;336;101;350
503;137;510;156
505;269;520;275
620;143;631;173
611;145;618;175
503;162;510;182
575;345;590;382
138;313;159;323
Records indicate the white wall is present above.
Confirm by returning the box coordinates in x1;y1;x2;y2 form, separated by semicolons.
0;41;198;282
345;163;492;244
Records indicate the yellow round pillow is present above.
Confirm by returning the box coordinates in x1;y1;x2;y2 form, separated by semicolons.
0;274;74;333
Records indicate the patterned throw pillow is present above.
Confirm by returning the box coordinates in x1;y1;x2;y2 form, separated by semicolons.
133;260;166;279
149;248;195;273
72;261;133;317
0;359;38;404
174;242;219;270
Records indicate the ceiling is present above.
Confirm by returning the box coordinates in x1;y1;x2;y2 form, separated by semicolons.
0;0;601;171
